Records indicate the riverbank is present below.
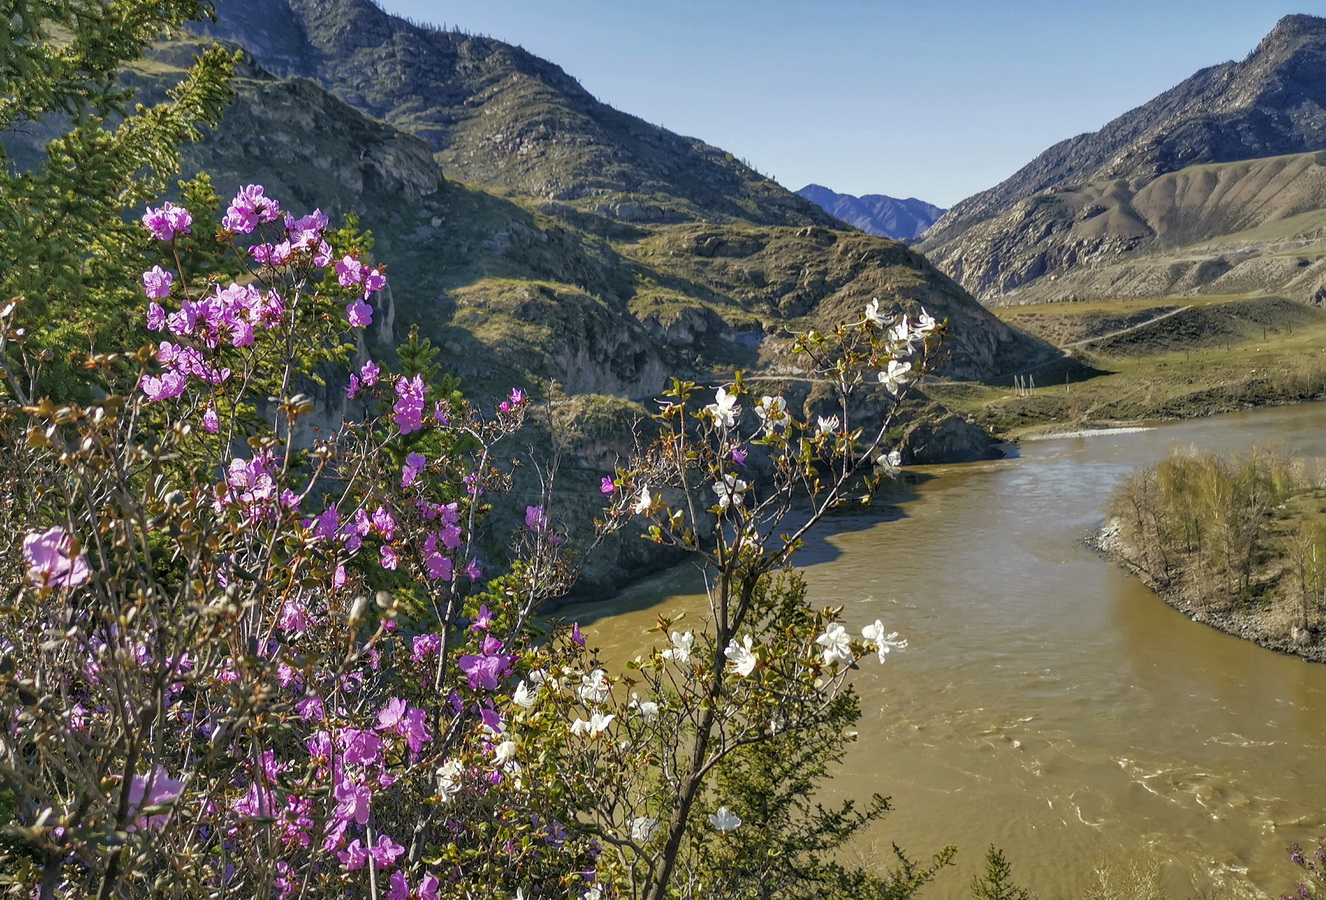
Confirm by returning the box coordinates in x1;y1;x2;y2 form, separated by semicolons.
928;292;1326;441
1092;515;1326;664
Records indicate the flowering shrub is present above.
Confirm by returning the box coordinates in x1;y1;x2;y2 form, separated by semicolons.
0;183;949;899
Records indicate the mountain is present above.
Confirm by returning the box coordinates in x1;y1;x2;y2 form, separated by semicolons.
918;14;1326;303
796;184;944;240
196;0;840;228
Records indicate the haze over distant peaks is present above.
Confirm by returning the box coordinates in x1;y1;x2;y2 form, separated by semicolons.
796;185;944;240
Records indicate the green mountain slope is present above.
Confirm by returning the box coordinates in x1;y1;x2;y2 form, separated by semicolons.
197;0;841;228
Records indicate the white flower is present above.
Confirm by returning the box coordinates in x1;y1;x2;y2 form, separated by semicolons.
493;740;518;764
578;668;611;705
875;449;902;476
816;414;840;436
629;816;659;842
661;630;693;664
914;308;937;336
632;485;653;514
513;679;539;709
878;358;913;395
864;297;887;327
584;884;603;900
713;473;749;511
706;386;740;429
436;758;463;802
754;395;790;434
570;710;616;738
861;620;908;663
709;806;742;832
816;622;853;666
724;634;758;677
630;693;660;721
888;315;911;345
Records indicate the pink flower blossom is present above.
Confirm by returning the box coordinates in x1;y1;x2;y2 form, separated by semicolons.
402;452;427;488
142;266;173;300
380;545;398;570
393;374;426;434
600;477;616;494
524;505;548;532
125;767;183;830
202;405;220;434
141;202;192;241
23;527;89;588
346;298;373;328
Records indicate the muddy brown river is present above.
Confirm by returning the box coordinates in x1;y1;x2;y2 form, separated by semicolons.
562;403;1326;898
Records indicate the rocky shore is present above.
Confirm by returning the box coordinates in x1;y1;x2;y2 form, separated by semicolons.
1090;521;1326;664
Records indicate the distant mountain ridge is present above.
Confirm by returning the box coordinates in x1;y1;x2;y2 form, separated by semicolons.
796;184;944;240
919;13;1326;303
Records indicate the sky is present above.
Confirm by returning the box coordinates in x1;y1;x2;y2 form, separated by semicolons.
377;1;1322;209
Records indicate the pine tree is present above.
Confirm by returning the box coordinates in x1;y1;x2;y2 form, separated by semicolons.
0;0;234;396
971;846;1033;900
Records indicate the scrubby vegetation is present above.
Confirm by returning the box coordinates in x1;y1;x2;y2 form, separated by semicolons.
1105;445;1326;656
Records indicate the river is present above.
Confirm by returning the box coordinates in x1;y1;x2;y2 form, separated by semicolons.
561;402;1326;899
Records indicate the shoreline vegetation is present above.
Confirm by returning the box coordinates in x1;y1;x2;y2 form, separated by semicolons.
1095;445;1326;663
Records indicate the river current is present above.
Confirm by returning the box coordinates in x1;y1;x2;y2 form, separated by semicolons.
562;402;1326;899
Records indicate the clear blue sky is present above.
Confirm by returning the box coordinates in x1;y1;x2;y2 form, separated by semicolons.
377;1;1320;208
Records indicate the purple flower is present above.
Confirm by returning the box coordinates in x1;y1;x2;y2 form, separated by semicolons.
141;202;192;241
202;405;220;434
509;388;525;404
125;767;183;830
223;184;280;234
339;729;383;767
345;373;361;399
471;604;493;632
295;695;325;723
386;870;410;900
371;507;397;540
572;622;585;647
464;558;482;582
278;601;309;634
458;654;510;690
525;505;548;532
140;371;187;402
393;374;427;434
399;707;432;753
364;268;387;294
370;832;405;868
359;359;380;386
146;302;165;331
402;452;427;488
334;565;347;589
731;447;748;466
23;527;89;588
380;545;398;570
142;266;173;300
346;298;373;329
413;634;442;662
600;477;616;494
377;698;407;731
336;255;365;287
337;838;369;871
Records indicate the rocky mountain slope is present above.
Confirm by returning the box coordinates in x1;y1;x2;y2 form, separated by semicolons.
797;184;944;240
196;0;841;228
919;14;1326;303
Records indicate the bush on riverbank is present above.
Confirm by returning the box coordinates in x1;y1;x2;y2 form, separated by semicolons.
1106;445;1326;647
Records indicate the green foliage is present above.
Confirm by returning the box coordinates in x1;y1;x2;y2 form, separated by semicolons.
970;846;1032;900
0;0;234;397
